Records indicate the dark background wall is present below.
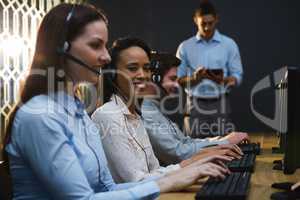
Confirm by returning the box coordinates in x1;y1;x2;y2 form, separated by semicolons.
89;0;300;132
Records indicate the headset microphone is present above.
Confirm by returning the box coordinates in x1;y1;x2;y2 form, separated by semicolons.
57;48;101;76
58;5;140;114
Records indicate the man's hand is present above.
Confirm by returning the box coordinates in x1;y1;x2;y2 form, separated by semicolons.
194;66;206;80
177;66;206;88
180;143;246;168
199;144;243;159
205;70;224;84
179;151;233;168
221;132;249;145
202;144;243;155
194;67;225;84
224;76;237;87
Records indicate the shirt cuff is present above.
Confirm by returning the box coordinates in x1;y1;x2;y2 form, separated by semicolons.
232;74;242;86
173;164;181;170
215;139;230;145
130;181;160;199
157;164;181;175
166;164;181;171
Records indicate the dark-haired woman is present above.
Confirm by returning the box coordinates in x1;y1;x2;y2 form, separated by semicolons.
92;37;231;183
3;3;228;200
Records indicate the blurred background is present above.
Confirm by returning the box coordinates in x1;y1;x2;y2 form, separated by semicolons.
1;0;300;151
89;0;300;132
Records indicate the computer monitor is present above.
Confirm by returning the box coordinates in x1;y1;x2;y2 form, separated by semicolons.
277;66;300;174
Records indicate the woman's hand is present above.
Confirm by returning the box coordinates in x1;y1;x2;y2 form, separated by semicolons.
291;181;300;191
157;156;230;193
180;144;243;167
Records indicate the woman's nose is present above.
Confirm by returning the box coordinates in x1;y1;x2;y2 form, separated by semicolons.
100;48;111;64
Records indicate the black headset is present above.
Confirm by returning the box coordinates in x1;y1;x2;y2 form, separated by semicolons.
56;4;126;104
56;4;110;190
56;4;101;76
150;52;181;85
150;51;166;84
150;59;162;84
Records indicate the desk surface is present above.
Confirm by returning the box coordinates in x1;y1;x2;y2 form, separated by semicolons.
159;133;300;200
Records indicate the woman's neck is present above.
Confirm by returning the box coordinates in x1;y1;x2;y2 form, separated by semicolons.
128;104;137;115
117;93;140;116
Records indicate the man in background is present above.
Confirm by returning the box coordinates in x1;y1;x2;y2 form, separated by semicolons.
176;0;243;138
142;52;248;166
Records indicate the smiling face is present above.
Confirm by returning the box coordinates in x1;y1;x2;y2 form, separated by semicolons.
115;46;151;100
162;66;179;95
66;20;111;85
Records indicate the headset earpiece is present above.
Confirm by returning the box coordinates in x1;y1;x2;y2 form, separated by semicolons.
63;41;71;52
151;60;162;84
152;73;161;83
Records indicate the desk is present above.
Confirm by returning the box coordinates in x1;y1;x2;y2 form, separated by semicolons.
159;133;300;200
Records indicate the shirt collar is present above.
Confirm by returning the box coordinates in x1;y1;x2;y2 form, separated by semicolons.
143;98;159;108
196;30;222;43
111;94;139;119
50;90;85;117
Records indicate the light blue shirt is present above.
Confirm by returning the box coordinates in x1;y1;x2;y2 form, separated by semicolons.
176;30;243;98
142;99;228;166
5;91;160;200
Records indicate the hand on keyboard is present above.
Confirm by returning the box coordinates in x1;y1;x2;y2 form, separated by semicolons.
180;151;234;167
292;181;300;191
201;144;243;159
157;155;231;193
221;132;250;145
196;172;252;200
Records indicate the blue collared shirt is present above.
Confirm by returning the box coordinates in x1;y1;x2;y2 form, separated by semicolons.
5;91;160;200
176;30;243;98
142;99;228;166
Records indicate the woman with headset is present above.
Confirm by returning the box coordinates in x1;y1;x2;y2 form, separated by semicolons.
91;37;233;183
3;3;229;199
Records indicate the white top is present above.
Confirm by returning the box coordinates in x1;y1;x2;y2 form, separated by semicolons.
91;95;180;183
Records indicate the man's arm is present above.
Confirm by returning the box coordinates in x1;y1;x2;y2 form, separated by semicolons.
226;40;243;86
178;67;225;88
176;43;208;88
142;103;228;163
177;70;204;88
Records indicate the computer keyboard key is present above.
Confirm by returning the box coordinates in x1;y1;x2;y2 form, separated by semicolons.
196;172;251;200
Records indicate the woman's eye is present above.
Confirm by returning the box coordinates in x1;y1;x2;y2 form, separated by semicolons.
90;42;100;49
127;66;138;72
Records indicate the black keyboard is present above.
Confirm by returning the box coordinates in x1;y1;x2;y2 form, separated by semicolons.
196;172;251;200
228;153;256;172
239;143;261;155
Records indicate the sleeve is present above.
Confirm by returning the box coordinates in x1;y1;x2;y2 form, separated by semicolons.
15;112;160;200
111;175;160;190
176;42;190;78
227;40;243;86
92;111;168;182
143;107;228;163
154;164;181;175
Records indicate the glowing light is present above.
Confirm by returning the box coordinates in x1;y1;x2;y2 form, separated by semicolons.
0;0;77;145
0;36;25;58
